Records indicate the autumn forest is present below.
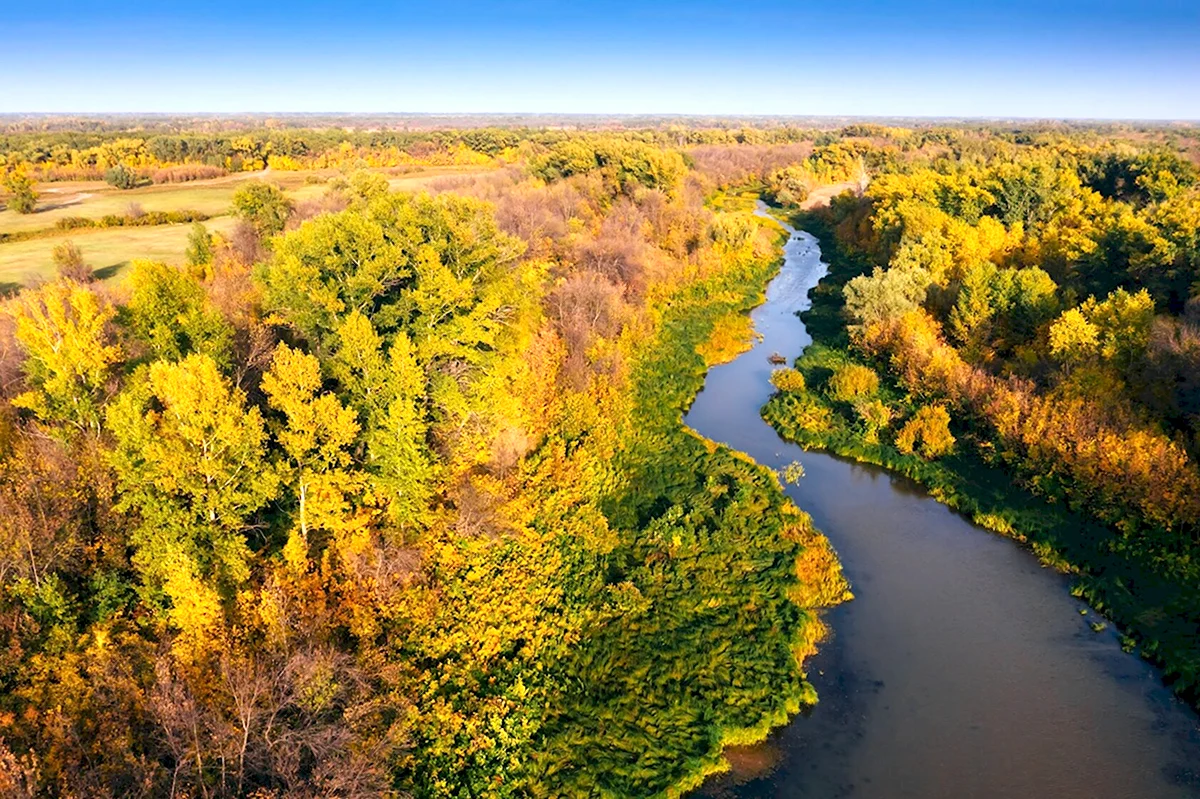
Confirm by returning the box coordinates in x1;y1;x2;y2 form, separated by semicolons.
1;116;1200;797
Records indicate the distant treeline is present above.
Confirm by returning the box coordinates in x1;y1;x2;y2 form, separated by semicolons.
6;121;1195;183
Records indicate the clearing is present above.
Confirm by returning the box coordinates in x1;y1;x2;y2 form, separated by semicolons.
0;217;239;290
0;165;494;287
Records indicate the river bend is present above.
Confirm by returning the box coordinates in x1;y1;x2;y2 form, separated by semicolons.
686;206;1200;799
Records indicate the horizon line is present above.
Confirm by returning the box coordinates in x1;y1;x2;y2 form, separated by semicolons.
2;111;1197;125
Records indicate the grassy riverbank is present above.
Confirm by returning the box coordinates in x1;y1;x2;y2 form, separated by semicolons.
762;211;1200;706
534;223;850;798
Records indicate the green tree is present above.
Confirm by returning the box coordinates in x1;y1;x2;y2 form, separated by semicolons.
106;354;278;625
184;221;214;268
258;192;523;350
232;180;293;236
843;266;930;329
330;312;433;528
987;159;1079;229
950;263;1059;359
949;262;1001;359
124;260;233;366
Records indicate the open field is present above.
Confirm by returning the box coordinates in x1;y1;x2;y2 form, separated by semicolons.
0;215;239;290
0;165;494;287
0;165;494;235
1;171;316;234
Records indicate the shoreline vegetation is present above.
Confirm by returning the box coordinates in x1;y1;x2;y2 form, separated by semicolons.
581;220;849;795
763;204;1200;710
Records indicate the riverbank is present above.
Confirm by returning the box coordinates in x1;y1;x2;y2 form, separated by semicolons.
536;215;849;798
763;208;1200;711
690;207;1200;798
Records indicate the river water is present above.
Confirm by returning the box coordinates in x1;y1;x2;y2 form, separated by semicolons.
686;207;1200;798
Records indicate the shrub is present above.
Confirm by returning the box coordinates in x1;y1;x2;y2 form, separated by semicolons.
827;363;879;402
52;240;92;282
854;397;892;429
104;164;140;190
787;393;834;434
4;171;37;214
55;210;207;232
770;368;807;393
58;216;96;230
709;212;758;250
895;404;955;459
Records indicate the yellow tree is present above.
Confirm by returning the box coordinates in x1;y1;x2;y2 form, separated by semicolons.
106;354;277;654
9;279;121;433
1049;307;1100;365
260;343;365;566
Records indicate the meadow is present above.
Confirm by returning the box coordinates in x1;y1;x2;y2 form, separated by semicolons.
0;165;494;286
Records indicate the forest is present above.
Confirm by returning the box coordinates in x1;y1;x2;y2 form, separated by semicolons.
2;118;1200;796
762;127;1200;704
0;122;857;797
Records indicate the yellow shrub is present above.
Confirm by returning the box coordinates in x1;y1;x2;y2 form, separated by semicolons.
827;363;880;402
770;368;806;393
895;404;955;459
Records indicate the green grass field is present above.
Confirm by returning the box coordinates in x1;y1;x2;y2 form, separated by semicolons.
0;216;239;290
0;166;493;288
0;171;330;234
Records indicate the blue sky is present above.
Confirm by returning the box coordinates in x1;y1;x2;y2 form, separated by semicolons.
3;0;1198;118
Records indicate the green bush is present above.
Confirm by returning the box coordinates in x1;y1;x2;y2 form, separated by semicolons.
104;164;140;189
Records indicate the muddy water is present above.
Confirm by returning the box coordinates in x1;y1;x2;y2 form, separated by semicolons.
686;206;1200;798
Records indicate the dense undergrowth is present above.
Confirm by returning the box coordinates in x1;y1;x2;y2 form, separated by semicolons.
533;240;848;797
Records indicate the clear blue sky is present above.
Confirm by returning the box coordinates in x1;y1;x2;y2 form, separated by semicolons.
4;0;1198;118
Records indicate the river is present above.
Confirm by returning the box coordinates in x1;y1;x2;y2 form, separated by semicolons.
685;206;1200;798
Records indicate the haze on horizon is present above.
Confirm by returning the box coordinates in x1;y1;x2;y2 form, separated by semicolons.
4;0;1198;119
